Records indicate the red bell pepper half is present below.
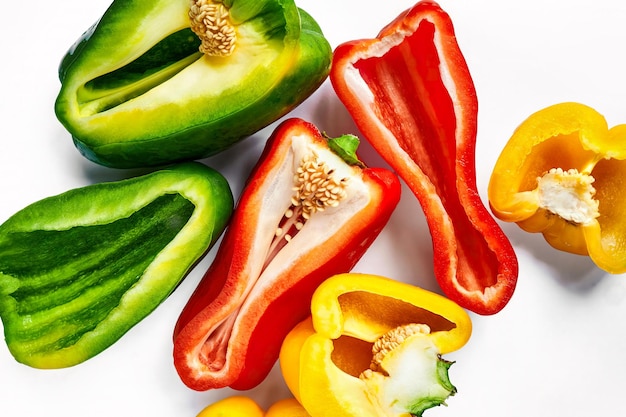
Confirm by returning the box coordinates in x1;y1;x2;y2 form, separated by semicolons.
330;0;518;315
172;118;401;391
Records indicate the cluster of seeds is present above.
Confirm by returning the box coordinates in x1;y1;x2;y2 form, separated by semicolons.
268;152;349;256
189;0;236;57
266;152;350;266
369;323;431;373
291;152;349;220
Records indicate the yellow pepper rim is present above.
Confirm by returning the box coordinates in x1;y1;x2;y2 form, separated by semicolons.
309;273;472;354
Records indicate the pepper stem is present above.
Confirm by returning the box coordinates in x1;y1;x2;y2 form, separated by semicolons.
327;134;365;168
360;324;457;417
189;0;237;57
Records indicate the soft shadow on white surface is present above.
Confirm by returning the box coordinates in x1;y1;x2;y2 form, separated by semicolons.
502;222;608;292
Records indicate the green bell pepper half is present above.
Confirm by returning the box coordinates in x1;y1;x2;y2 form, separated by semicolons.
0;162;233;368
54;0;332;168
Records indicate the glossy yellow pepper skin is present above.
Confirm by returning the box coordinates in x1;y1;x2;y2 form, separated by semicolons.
279;273;472;417
196;396;264;417
196;396;310;417
266;399;311;417
488;102;626;273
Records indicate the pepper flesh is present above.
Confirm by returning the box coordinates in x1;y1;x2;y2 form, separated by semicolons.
279;273;472;417
55;0;331;168
329;0;518;315
172;119;401;391
488;102;626;273
0;162;233;368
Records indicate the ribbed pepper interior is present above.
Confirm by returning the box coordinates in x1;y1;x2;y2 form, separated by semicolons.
0;193;194;353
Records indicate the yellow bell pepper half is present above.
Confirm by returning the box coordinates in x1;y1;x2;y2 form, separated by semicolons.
488;102;626;273
279;273;472;417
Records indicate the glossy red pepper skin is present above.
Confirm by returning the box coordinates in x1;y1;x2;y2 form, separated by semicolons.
172;118;401;391
330;0;518;315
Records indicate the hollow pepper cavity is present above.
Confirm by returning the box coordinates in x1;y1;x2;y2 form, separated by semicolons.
279;272;472;417
329;0;518;315
173;118;401;391
488;102;626;274
55;0;332;168
0;162;233;368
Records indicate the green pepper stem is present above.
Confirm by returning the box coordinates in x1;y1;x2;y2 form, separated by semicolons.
327;134;365;168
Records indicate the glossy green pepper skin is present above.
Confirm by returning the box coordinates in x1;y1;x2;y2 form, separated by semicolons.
0;162;233;368
54;0;332;168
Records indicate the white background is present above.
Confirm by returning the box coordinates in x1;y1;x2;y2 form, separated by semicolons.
2;0;626;415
